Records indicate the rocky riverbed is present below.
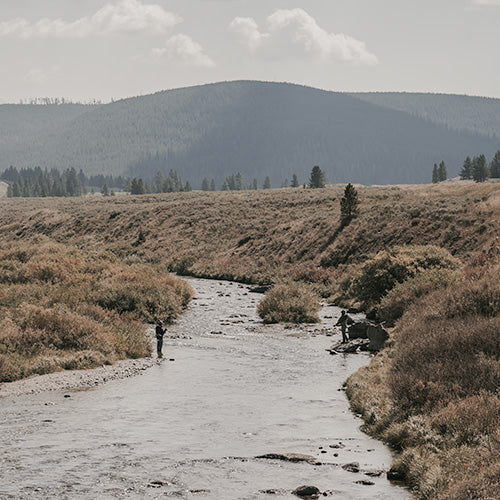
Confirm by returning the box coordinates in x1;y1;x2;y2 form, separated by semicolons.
0;277;410;499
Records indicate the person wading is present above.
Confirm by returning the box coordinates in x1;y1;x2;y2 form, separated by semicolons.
336;310;354;343
155;321;166;358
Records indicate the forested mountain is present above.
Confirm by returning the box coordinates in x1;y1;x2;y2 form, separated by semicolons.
350;92;500;140
0;81;498;186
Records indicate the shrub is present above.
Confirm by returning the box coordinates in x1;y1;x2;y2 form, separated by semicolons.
389;315;500;413
257;282;321;323
431;394;500;446
348;245;460;306
378;268;460;325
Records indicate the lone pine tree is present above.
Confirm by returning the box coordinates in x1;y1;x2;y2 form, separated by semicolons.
340;183;359;224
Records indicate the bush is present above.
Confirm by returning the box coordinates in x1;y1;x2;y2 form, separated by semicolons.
378;268;460;325
0;239;193;382
431;394;500;446
96;269;193;323
389;314;500;413
347;245;460;306
257;282;321;323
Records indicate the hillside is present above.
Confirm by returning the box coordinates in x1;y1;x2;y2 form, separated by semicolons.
350;92;500;140
0;81;499;186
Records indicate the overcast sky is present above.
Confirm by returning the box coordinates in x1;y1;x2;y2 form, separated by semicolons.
1;0;499;103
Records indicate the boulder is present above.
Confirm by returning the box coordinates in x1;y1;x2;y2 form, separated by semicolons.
292;485;321;498
342;461;360;473
347;321;372;339
367;325;389;352
255;453;317;464
327;339;369;354
365;307;379;321
355;480;375;486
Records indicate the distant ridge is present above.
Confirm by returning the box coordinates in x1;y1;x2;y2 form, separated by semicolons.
0;81;498;186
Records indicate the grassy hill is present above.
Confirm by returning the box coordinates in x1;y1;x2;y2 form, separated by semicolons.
0;81;499;186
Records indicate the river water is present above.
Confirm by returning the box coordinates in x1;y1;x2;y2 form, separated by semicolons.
0;278;409;499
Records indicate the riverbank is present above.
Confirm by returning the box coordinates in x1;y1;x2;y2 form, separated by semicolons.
0;356;156;398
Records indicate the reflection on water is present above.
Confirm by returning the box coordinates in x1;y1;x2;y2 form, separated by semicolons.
0;278;410;499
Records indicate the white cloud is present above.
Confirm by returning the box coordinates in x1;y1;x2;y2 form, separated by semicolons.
0;0;181;38
153;34;215;67
474;0;500;4
229;17;269;51
229;8;378;65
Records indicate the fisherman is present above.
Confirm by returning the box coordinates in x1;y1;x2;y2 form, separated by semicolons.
336;310;354;343
155;321;166;358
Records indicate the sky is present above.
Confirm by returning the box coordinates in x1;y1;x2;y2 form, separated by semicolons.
0;0;499;103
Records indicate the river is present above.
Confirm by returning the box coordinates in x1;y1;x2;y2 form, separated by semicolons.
0;277;410;499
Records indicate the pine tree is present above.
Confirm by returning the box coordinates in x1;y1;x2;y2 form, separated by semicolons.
291;173;300;188
201;177;210;191
490;150;500;178
309;165;326;188
340;183;359;223
460;156;473;180
130;177;146;194
101;183;110;196
263;176;271;189
235;172;243;190
438;161;447;182
153;171;164;193
432;164;439;183
210;179;216;191
472;155;489;182
184;181;192;192
252;178;258;190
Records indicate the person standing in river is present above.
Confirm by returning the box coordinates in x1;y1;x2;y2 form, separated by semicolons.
155;322;166;358
336;310;353;343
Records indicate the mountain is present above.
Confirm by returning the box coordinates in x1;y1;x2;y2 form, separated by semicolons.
0;81;498;186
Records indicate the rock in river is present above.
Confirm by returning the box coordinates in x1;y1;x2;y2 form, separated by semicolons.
255;453;317;464
292;485;321;498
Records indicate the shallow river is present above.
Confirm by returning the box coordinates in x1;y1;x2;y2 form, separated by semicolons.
0;278;410;499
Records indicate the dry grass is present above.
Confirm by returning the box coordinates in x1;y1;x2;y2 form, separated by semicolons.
257;282;321;324
0;238;193;382
2;182;500;498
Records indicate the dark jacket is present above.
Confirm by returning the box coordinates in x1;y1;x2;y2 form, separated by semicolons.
155;325;165;339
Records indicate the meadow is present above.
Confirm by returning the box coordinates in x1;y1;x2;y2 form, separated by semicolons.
1;180;499;498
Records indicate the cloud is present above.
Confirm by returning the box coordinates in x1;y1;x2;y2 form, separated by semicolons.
229;17;269;50
152;34;215;67
0;0;180;38
229;8;378;65
473;0;500;4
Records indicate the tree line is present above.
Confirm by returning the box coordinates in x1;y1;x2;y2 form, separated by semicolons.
2;164;344;198
459;151;500;182
431;150;500;183
1;166;129;198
